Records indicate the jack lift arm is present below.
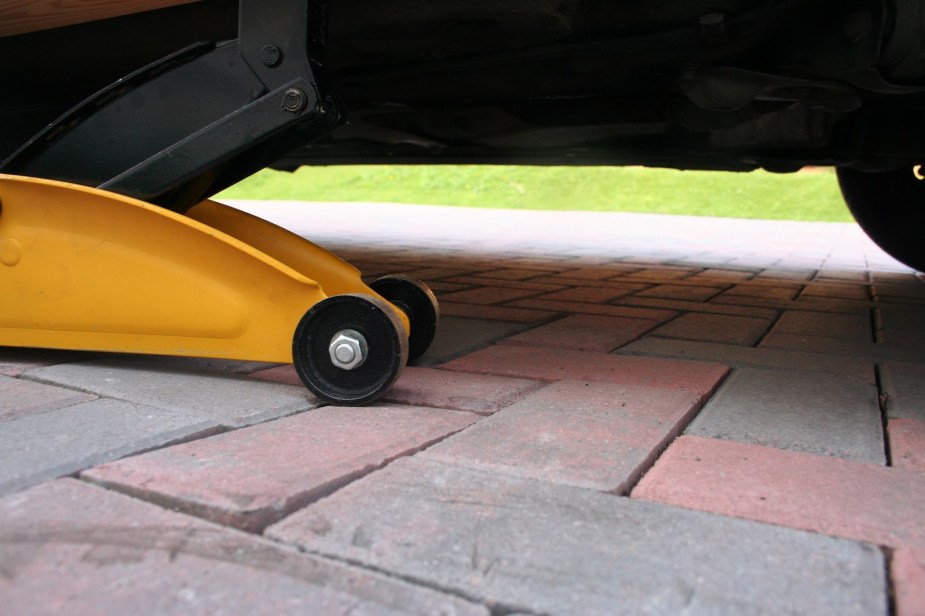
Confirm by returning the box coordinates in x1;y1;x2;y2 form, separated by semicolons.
0;0;439;405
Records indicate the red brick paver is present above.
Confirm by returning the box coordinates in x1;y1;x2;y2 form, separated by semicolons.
423;380;707;493
0;375;96;422
83;405;477;532
889;418;925;472
437;286;543;305
535;286;639;304
382;367;544;414
625;266;698;281
722;284;802;300
633;435;925;549
251;366;543;415
438;301;558;323
499;314;660;352
637;284;725;301
509;297;676;321
442;344;729;397
475;267;547;281
893;549;925;616
690;268;756;282
247;364;304;387
441;276;565;294
558;266;642;280
616;294;779;319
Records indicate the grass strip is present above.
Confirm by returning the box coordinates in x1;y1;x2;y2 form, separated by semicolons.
217;165;852;222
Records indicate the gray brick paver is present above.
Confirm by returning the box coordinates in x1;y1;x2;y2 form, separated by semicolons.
0;398;219;495
800;283;871;301
881;362;925;422
500;314;661;352
267;456;887;616
771;310;873;342
878;306;925;347
0;479;488;615
712;294;874;314
619;336;875;384
615;295;779;319
720;284;802;300
23;359;320;428
685;367;885;463
648;313;773;346
414;316;533;367
0;348;96;377
874;283;925;302
636;284;725;301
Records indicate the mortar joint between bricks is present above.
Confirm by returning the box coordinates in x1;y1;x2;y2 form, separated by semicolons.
880;545;898;616
871;306;884;344
751;308;784;348
873;364;893;467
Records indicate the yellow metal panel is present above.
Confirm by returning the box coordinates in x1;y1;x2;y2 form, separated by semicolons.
0;175;329;362
187;200;411;334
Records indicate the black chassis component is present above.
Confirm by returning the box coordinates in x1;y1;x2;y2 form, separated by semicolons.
0;0;341;213
1;0;924;177
276;0;925;174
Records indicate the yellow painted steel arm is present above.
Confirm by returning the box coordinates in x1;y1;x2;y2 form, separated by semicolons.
0;175;402;363
186;200;410;333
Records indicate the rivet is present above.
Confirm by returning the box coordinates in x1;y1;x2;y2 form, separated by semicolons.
261;44;282;67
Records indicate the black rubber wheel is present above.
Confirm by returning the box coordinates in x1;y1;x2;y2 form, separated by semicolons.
369;275;440;363
837;165;925;271
292;294;408;406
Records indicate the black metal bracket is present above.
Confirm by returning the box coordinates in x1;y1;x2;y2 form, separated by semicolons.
0;0;341;212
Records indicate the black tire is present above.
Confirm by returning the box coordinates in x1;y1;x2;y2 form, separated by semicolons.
292;294;408;406
369;275;440;363
837;166;925;271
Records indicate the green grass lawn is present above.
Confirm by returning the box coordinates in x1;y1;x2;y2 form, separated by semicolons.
216;165;853;222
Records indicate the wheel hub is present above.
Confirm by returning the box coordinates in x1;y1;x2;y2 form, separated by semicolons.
329;329;368;370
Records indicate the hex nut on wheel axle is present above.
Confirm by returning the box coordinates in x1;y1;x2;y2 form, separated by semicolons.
329;329;367;370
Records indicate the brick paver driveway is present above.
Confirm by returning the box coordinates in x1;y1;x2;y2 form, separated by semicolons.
2;200;923;614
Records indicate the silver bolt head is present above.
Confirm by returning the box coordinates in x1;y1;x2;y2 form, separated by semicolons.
329;330;368;371
282;88;307;113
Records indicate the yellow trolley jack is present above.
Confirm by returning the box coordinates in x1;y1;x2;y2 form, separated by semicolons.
0;0;439;405
0;175;438;405
0;174;438;404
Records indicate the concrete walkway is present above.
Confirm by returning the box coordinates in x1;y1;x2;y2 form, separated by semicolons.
1;201;924;615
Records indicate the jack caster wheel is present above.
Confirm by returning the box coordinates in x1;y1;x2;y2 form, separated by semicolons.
370;275;440;363
293;294;408;406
